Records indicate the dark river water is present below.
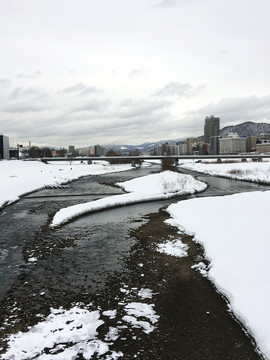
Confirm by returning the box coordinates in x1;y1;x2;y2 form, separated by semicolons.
0;163;269;301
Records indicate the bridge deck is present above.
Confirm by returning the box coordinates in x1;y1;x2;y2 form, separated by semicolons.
40;154;270;163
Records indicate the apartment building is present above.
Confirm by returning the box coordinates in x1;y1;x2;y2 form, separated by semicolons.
0;135;9;159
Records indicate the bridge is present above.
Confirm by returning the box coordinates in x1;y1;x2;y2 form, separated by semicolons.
40;154;270;167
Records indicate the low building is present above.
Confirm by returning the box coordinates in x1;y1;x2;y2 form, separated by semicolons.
199;142;208;155
9;148;19;159
259;133;270;141
255;143;270;153
78;147;91;156
157;142;179;155
255;133;270;153
0;135;9;159
210;136;220;155
186;137;197;155
178;143;187;155
219;133;246;154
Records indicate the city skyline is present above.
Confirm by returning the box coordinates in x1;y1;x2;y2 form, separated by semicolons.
1;0;270;148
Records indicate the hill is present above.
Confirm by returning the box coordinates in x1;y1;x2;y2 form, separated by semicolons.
105;139;184;154
220;121;270;137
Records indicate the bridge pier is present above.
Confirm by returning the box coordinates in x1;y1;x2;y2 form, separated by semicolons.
132;159;136;168
174;159;179;167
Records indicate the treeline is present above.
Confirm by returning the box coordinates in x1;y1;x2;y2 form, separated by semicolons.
24;146;56;158
105;149;141;165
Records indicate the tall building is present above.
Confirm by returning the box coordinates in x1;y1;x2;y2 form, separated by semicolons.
0;135;9;159
68;145;75;153
68;145;76;156
90;145;106;156
204;115;220;144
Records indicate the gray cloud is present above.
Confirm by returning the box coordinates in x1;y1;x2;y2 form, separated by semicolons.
16;71;42;79
3;96;174;146
117;98;172;118
154;0;204;7
129;68;145;78
1;92;178;147
154;82;204;98
219;49;230;56
71;99;110;113
9;87;48;100
60;83;101;96
48;112;171;141
0;78;11;86
3;102;48;113
187;95;270;127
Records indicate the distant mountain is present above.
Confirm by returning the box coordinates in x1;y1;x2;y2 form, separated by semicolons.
105;139;184;154
220;121;270;137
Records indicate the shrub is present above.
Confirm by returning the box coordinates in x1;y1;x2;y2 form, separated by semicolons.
161;158;175;171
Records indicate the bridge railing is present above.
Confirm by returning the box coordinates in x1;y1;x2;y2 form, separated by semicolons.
40;154;270;167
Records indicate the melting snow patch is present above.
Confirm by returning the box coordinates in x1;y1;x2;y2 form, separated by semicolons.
191;262;208;277
157;239;188;257
105;327;120;342
3;306;121;360
138;288;154;299
103;310;117;319
4;286;160;359
122;302;159;334
122;315;155;334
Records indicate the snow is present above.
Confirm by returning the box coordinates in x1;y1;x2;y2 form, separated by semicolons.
123;302;159;334
3;306;108;360
138;288;154;299
51;171;207;227
102;310;117;319
167;190;270;359
179;159;270;184
3;285;159;359
0;160;133;208
156;238;188;258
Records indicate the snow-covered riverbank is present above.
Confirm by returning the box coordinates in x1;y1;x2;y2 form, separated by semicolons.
0;160;133;208
179;159;270;184
167;190;270;359
168;160;270;358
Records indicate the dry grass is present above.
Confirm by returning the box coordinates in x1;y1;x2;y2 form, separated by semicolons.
202;160;239;165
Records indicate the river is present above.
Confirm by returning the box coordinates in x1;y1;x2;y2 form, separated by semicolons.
0;163;269;359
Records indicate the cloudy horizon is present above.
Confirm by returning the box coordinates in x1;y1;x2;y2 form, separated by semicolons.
1;0;270;148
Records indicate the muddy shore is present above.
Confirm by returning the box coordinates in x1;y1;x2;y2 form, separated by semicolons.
0;204;264;359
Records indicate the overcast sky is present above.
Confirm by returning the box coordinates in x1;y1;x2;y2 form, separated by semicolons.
1;0;270;148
